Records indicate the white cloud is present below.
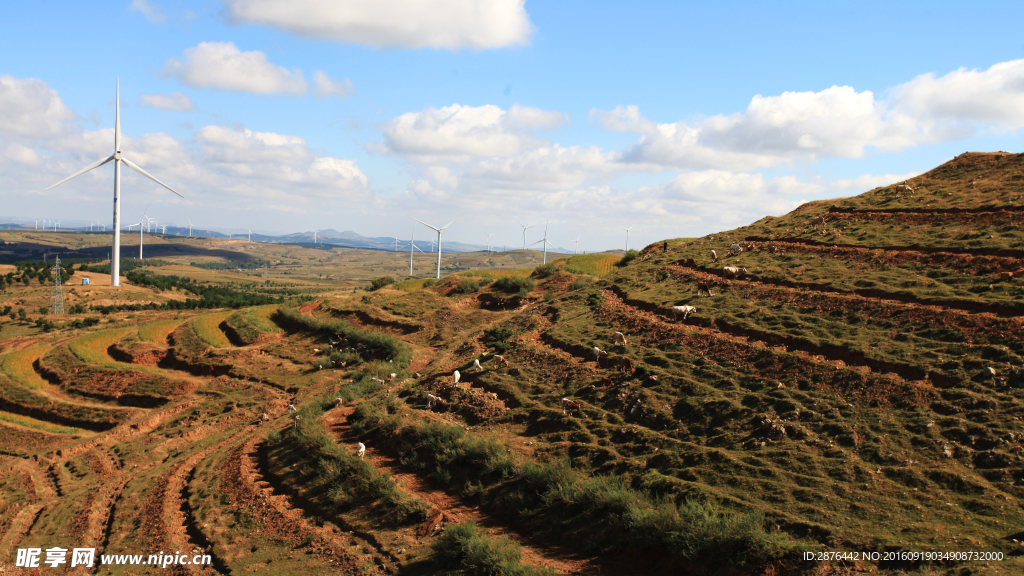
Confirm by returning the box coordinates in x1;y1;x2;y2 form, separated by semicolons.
164;41;308;96
892;59;1024;129
139;92;196;111
128;0;165;24
0;76;77;139
379;103;567;160
829;172;921;193
225;0;534;50
312;70;355;99
588;105;656;134
609;87;945;172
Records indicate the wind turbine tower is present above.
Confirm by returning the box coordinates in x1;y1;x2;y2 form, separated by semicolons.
622;225;635;252
529;222;557;264
188;219;193;237
573;236;581;255
45;80;183;286
486;233;494;252
403;229;425;276
518;221;537;251
411;214;463;279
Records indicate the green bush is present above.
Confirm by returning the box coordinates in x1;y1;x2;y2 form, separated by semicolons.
483;327;515;353
493;276;535;294
422;278;438;287
453;278;480;294
275;306;412;369
586;291;602;309
533;263;557;278
370;276;395;291
431;521;554;576
567;279;588;291
616;249;639;266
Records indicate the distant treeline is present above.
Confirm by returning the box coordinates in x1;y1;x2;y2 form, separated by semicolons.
190;259;271;270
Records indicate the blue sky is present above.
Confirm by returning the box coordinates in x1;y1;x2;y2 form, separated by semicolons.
2;0;1023;251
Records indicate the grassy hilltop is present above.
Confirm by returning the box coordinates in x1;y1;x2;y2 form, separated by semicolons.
0;152;1022;575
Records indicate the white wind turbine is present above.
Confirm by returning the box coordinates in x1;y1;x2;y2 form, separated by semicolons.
188;219;193;237
410;214;464;279
45;80;182;286
402;228;426;276
573;236;581;255
518;221;537;251
622;225;635;252
486;233;494;252
529;221;557;264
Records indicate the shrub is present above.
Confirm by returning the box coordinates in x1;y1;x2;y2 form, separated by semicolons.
453;278;480;294
422;278;438;287
483;327;515;353
616;249;639;267
431;521;554;576
567;279;588;291
533;263;557;278
493;276;535;294
370;276;395;291
586;291;602;309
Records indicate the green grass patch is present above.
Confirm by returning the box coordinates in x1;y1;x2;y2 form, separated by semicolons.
137;318;186;343
556;254;620;276
1;345;52;390
0;410;79;434
190;311;233;348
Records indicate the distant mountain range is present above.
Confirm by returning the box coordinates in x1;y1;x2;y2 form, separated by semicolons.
0;220;572;254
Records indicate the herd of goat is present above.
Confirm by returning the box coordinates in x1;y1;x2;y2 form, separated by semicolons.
288;239;764;459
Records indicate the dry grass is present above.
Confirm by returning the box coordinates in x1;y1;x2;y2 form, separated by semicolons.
191;311;233;348
137;318;187;344
1;345;52;390
556;254;620;275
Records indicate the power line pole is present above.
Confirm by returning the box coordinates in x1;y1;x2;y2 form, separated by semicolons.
51;256;65;315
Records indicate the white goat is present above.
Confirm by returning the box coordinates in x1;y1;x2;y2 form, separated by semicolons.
592;346;606;362
671;305;696;321
426;393;441;409
613;332;628;347
729;243;743;255
723;266;748;279
473;358;482;372
333;398;343;408
287;404;296;412
710;249;718;262
492;355;509;367
453;370;461;384
356;442;366;459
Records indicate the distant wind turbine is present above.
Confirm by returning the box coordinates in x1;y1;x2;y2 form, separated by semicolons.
622;225;635;252
573;236;581;255
402;228;426;276
45;79;183;286
518;221;537;250
188;219;193;237
486;233;494;252
529;222;557;264
410;214;464;279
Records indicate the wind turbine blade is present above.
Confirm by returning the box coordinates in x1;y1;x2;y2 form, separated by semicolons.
44;155;115;191
409;216;441;232
121;157;184;198
440;212;465;230
115;78;121;152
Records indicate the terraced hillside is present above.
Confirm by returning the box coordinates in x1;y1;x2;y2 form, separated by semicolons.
2;152;1022;576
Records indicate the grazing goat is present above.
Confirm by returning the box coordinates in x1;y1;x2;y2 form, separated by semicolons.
356;442;366;459
592;346;607;362
729;243;743;255
313;348;321;353
386;373;397;382
561;397;582;416
262;413;270;421
426;394;441;409
492;355;509;367
723;266;748;279
710;249;718;263
287;404;296;412
473;359;482;372
619;357;635;375
453;370;461;385
697;281;713;297
613;331;628;347
671;305;696;321
333;398;343;408
895;181;914;195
